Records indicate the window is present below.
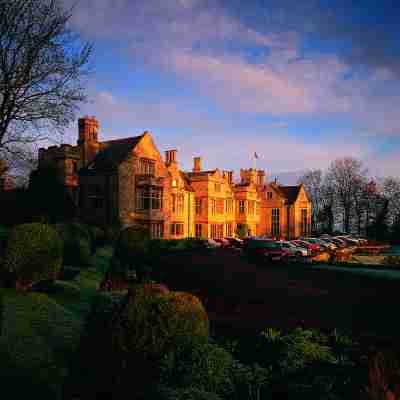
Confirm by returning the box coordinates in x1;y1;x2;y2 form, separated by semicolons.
136;186;162;210
239;200;245;214
216;198;224;214
211;199;217;215
150;223;164;239
170;223;184;236
72;161;78;174
214;183;221;192
248;200;255;216
195;224;202;238
226;223;233;237
139;158;155;176
256;202;260;215
171;193;184;215
195;198;202;215
272;208;280;237
301;209;308;236
210;224;223;239
267;192;273;200
226;198;233;214
88;184;104;209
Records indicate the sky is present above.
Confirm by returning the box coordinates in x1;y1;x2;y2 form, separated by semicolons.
61;0;400;183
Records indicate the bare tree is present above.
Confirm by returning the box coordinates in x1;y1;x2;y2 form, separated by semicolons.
325;157;367;233
298;169;323;233
0;0;92;154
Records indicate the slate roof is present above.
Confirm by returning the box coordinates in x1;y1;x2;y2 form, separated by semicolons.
81;135;143;173
272;184;302;204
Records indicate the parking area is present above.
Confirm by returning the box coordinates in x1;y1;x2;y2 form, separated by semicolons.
157;248;400;339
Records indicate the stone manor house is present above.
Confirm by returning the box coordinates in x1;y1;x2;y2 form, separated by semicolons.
37;116;312;240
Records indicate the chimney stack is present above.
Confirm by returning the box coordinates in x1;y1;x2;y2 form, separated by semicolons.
165;149;177;166
193;157;201;173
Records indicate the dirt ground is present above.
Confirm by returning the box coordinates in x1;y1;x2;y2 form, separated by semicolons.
157;248;400;340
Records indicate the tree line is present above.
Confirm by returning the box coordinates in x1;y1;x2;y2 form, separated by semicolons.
298;157;400;242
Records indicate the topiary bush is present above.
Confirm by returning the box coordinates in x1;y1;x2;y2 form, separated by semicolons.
112;287;209;359
0;291;3;335
0;225;9;258
2;223;63;290
67;285;209;399
55;223;92;267
112;224;152;282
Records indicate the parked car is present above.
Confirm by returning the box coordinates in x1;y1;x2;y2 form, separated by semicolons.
294;239;320;253
317;237;338;250
227;237;243;248
207;238;222;248
214;238;231;248
244;239;289;262
279;241;310;257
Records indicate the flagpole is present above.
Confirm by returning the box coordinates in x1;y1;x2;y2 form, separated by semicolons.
253;152;256;170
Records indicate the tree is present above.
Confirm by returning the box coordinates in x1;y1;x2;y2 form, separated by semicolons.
325;157;367;233
0;0;92;154
298;169;323;234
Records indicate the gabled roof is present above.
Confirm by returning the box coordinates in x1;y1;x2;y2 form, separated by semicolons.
179;171;195;192
82;135;143;173
270;183;302;204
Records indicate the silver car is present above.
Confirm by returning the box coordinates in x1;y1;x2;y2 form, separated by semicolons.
280;241;309;257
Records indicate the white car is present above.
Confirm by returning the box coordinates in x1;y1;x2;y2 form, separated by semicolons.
279;241;309;257
207;238;222;248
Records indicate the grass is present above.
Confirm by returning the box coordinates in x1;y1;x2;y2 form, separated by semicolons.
0;245;113;399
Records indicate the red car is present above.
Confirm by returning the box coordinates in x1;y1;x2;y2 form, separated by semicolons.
292;240;320;253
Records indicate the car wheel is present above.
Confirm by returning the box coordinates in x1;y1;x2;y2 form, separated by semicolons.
296;251;302;257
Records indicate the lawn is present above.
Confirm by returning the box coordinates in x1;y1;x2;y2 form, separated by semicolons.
0;245;113;399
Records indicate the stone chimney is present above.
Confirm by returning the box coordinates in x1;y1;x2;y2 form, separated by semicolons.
77;116;100;167
165;149;177;166
223;170;234;184
193;157;201;173
257;170;266;185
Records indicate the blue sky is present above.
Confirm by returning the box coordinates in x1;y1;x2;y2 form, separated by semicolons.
61;0;400;183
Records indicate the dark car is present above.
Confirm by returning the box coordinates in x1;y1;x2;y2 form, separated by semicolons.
244;239;289;262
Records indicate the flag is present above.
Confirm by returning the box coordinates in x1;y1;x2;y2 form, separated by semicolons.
254;152;259;159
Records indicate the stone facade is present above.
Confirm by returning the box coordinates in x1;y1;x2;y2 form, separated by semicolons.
38;116;312;239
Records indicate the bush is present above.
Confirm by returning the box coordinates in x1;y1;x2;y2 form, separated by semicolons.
158;387;222;400
383;255;400;267
68;286;209;399
113;287;209;359
159;340;235;397
2;223;63;288
64;292;125;400
56;223;92;267
0;291;3;335
0;225;9;258
112;225;152;281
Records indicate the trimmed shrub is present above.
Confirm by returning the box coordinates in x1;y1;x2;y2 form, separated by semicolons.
0;291;3;335
56;223;92;267
112;287;209;359
2;223;63;289
68;286;209;399
87;225;106;251
112;225;152;282
0;224;9;258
